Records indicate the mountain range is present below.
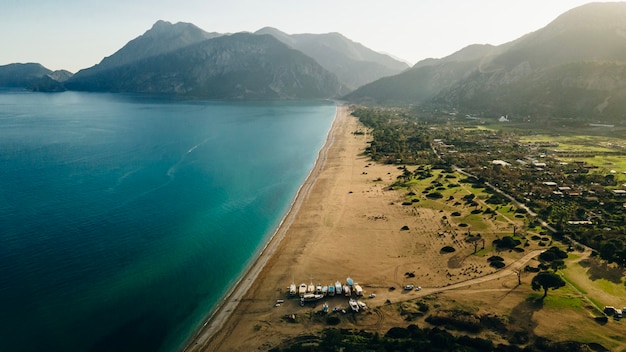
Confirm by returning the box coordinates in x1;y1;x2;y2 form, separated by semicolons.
346;2;626;122
1;21;408;99
3;2;626;120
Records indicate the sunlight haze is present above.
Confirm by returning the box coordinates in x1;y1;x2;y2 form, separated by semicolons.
1;0;622;72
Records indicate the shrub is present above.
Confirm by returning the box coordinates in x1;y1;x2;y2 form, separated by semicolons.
441;246;456;253
490;261;505;269
426;192;444;199
326;316;340;325
385;327;410;339
494;236;521;249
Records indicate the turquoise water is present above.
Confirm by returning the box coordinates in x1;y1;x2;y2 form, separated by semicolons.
0;90;335;352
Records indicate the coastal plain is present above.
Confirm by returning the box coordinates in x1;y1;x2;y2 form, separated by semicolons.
185;105;626;351
185;105;515;351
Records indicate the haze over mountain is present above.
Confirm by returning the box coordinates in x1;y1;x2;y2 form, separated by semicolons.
347;2;626;122
86;20;222;75
65;22;342;99
0;63;72;92
254;27;409;90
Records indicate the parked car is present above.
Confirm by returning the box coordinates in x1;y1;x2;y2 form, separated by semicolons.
404;284;414;290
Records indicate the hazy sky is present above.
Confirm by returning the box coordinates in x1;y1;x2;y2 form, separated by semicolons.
1;0;621;72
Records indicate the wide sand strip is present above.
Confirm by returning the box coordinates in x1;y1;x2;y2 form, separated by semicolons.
184;104;351;351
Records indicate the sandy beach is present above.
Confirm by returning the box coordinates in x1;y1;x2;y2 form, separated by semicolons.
184;104;533;351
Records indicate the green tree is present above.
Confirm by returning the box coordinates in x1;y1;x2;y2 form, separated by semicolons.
531;272;566;299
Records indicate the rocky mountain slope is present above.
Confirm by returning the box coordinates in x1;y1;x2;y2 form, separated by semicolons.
347;2;626;122
65;27;342;99
0;63;71;87
255;27;409;91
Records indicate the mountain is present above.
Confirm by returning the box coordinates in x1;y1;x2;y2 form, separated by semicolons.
0;63;72;91
66;29;342;99
255;27;409;90
344;44;491;104
346;2;626;122
81;21;222;76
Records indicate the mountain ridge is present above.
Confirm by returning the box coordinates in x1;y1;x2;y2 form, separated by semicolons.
254;27;409;90
66;32;342;99
345;2;626;122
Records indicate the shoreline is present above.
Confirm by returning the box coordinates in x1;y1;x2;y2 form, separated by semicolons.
183;103;344;351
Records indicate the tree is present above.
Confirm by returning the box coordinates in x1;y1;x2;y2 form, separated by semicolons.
531;272;566;299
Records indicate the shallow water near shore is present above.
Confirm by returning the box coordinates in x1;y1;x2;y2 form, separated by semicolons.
0;90;335;352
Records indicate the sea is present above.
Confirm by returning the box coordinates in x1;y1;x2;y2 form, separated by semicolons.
0;90;336;352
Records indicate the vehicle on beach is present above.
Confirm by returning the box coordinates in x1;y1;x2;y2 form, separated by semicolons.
368;293;376;298
404;284;415;290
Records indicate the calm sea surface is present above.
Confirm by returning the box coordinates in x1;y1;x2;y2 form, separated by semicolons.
0;90;335;352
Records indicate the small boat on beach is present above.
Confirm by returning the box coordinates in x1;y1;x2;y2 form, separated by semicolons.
346;277;354;287
289;282;297;296
349;298;359;312
354;284;363;297
307;282;315;294
316;283;322;294
299;283;307;297
335;281;342;294
343;284;351;296
328;284;335;296
301;293;324;302
322;285;328;295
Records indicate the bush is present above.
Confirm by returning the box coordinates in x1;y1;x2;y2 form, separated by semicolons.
490;261;505;269
385;327;410;339
426;192;444;199
487;256;504;262
326;316;340;325
441;246;456;253
451;211;462;217
494;236;521;249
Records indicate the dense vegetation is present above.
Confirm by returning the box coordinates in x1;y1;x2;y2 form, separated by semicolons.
352;107;626;264
271;325;600;352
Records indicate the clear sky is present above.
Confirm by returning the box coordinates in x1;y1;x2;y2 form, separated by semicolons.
1;0;621;72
